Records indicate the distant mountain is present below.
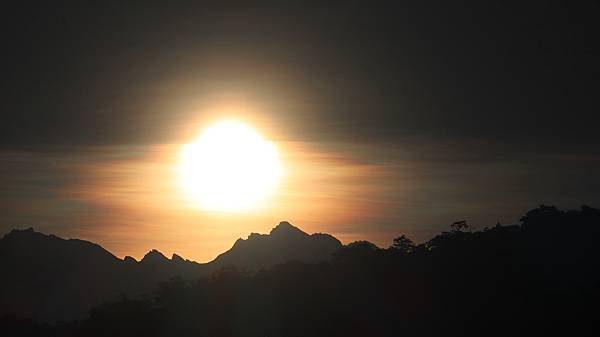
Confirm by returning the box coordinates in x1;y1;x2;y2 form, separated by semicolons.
0;228;123;321
207;221;342;271
0;222;342;322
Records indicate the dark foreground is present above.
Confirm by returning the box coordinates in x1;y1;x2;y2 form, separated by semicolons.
2;205;599;337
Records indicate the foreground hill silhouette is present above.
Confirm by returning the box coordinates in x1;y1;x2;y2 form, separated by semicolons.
0;222;340;322
1;205;599;336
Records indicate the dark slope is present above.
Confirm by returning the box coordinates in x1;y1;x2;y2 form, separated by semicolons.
69;206;600;337
207;221;342;271
0;228;205;321
0;228;124;321
0;221;342;321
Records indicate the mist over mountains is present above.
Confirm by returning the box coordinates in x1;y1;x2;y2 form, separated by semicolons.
0;221;340;321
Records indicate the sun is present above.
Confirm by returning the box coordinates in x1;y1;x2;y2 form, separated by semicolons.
178;120;283;212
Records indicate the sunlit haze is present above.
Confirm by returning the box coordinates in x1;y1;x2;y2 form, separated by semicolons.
178;120;283;212
1;2;597;264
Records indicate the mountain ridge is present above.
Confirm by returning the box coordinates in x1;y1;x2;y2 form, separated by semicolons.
0;221;346;322
207;221;342;271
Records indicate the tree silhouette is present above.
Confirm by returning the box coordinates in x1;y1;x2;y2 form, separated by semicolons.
391;235;415;253
450;220;471;233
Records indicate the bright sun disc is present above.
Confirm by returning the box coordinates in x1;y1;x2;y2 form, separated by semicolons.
178;120;283;212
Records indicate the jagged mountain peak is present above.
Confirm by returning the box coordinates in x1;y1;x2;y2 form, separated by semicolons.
269;221;308;237
123;256;137;263
141;249;168;263
210;221;342;271
172;253;185;263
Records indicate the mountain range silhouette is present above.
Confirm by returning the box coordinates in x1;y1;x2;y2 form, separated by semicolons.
0;221;340;321
1;206;600;336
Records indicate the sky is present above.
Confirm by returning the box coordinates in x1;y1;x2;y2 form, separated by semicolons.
1;1;599;262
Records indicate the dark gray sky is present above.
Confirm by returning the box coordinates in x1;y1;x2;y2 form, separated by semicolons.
2;1;598;148
1;1;599;261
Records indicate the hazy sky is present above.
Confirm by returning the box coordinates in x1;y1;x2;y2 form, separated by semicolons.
1;2;599;261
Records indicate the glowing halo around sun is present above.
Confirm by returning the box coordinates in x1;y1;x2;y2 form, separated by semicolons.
177;120;283;212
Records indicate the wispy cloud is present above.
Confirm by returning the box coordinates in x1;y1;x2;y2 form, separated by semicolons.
2;140;599;262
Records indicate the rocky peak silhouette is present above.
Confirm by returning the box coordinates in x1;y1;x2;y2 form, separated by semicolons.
269;221;308;237
123;256;137;263
171;253;185;263
141;249;169;264
209;221;342;271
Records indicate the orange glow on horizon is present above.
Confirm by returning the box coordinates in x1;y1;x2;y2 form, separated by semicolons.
59;137;390;262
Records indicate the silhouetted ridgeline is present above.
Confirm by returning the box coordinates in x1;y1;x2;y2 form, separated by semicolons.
0;221;340;322
2;206;599;337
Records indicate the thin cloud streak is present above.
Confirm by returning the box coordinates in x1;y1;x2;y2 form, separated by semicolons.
2;141;599;261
